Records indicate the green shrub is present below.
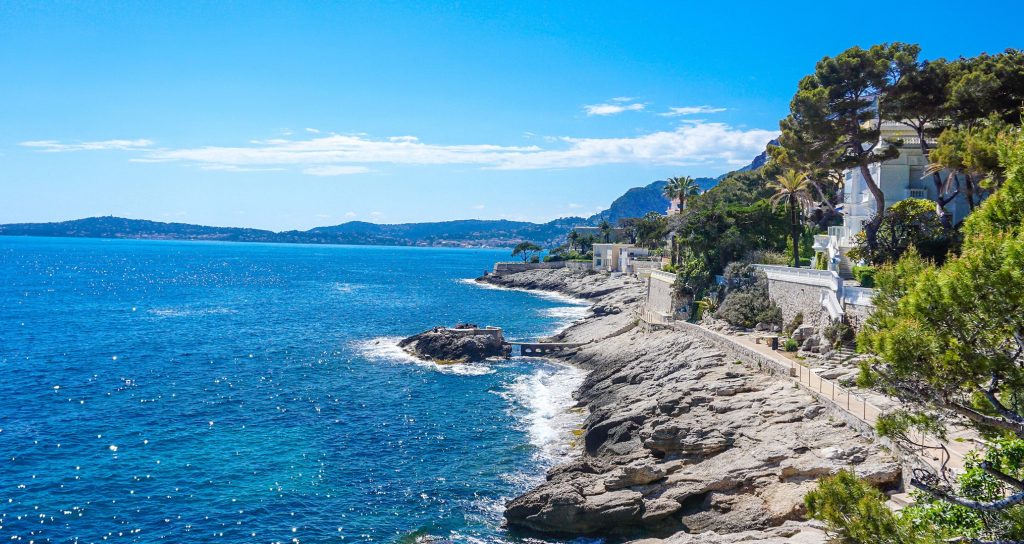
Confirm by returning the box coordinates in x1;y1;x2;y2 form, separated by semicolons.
805;470;934;543
784;338;799;351
529;255;540;263
852;265;876;287
784;312;804;337
823;320;854;347
814;252;828;270
745;249;790;265
715;268;782;329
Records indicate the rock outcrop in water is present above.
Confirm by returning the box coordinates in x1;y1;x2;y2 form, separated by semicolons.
479;269;901;542
398;323;510;363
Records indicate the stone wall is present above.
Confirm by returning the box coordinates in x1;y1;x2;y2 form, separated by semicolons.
645;270;676;317
565;261;594;272
491;261;566;275
765;279;831;331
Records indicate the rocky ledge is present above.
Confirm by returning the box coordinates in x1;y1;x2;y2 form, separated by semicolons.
480;269;901;542
398;323;510;363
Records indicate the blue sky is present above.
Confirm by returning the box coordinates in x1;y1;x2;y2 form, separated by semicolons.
2;1;1020;230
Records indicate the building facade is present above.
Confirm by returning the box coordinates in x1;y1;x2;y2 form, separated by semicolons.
593;243;650;273
817;120;973;276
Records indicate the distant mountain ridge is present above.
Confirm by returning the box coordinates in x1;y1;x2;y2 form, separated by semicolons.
587;178;717;225
0;216;585;248
2;146;774;248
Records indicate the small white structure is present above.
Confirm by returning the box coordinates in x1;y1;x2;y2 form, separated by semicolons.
818;120;974;277
593;243;650;273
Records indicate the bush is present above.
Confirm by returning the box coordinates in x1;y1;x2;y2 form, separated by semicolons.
823;320;854;347
814;252;828;270
805;470;931;543
715;269;782;329
784;338;799;351
543;254;564;262
745;249;790;266
784;312;804;337
529;255;540;263
852;265;876;287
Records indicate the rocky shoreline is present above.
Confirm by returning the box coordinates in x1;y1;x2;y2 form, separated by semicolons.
478;268;901;543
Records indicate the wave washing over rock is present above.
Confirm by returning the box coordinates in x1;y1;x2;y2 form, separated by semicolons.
478;268;902;543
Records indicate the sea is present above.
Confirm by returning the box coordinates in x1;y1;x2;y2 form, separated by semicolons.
0;236;595;544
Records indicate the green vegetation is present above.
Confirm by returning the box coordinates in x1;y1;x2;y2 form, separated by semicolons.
822;320;854;348
848;199;956;265
851;265;876;287
775;44;1023;256
805;470;937;544
714;265;782;329
783;312;804;337
808;124;1024;542
511;241;542;262
783;338;799;352
767;169;817;268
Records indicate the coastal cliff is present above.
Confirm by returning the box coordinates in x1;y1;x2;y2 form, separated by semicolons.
479;268;901;542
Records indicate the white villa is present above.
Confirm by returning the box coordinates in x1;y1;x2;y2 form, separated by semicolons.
816;120;973;277
593;243;650;274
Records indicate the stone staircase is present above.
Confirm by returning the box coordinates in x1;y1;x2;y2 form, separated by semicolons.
836;254;854;279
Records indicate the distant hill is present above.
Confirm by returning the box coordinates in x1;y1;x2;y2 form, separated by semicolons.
587;178;718;225
2;149;773;248
0;216;585;249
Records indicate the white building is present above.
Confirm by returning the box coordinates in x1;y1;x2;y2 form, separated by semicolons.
593;243;650;273
817;120;972;277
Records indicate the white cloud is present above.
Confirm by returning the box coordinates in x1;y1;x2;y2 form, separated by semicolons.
344;211;357;218
369;211;383;217
305;128;320;134
27;122;777;173
302;165;371;176
584;102;645;116
611;97;636;102
660;106;727;116
473;204;486;210
567;203;583;209
20;139;153;152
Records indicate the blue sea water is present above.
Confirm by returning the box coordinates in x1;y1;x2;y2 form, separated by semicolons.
0;237;592;544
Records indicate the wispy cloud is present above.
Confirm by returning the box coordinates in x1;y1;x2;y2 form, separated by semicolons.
660;105;727;117
302;165;371;176
584;101;646;116
23;122;777;173
473;204;486;210
19;139;154;152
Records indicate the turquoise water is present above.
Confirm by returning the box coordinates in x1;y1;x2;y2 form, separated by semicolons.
0;237;591;543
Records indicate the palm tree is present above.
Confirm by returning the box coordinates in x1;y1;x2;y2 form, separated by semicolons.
598;219;612;242
567;230;580;252
664;176;701;214
768;169;816;268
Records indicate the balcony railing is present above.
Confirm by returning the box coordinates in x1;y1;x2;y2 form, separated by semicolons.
907;188;928;199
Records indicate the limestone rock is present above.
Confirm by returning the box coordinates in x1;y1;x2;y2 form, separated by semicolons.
605;461;667;490
397;325;509;363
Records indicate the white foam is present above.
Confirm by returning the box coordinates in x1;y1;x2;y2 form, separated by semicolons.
353;337;495;376
458;278;590;307
147;307;236;318
499;362;586;467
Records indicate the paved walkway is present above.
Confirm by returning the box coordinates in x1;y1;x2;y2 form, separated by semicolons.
660;318;980;475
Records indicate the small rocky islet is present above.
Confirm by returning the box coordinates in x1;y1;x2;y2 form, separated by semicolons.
477;268;902;543
398;323;511;363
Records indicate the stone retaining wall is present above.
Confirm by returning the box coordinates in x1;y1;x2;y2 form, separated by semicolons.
492;261;566;275
565;261;594;272
765;279;831;331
